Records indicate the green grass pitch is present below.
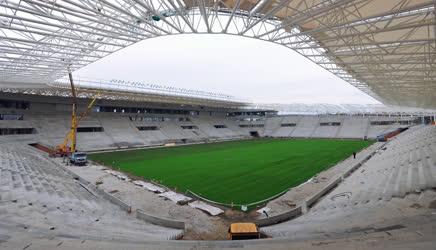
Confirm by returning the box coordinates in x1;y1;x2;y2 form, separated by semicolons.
89;139;372;207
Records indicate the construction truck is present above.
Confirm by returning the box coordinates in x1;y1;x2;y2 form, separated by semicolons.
228;223;260;240
69;152;88;166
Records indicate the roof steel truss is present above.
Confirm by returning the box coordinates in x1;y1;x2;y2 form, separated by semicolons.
0;0;434;108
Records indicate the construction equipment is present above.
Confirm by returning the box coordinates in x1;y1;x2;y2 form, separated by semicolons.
228;223;260;240
69;152;88;166
53;71;99;157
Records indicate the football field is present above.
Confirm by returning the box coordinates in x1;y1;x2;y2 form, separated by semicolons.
89;139;372;208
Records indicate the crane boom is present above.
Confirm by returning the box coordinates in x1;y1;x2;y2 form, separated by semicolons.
68;71;78;154
54;71;99;156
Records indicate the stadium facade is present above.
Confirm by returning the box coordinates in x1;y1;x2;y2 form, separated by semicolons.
0;91;434;151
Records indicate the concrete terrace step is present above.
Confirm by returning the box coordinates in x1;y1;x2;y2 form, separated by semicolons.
382;164;401;201
406;161;420;193
393;162;409;198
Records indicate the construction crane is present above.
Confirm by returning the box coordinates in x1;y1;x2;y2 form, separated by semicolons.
54;71;99;156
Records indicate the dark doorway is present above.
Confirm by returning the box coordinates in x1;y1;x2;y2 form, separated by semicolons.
250;131;260;137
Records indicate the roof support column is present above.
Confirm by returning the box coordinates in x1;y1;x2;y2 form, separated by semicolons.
434;0;436;45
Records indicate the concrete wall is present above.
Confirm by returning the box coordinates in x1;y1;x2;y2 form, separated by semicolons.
256;206;302;227
255;176;345;227
136;209;185;230
93;187;132;213
305;177;342;208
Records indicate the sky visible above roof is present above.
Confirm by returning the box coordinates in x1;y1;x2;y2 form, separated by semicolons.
75;34;380;105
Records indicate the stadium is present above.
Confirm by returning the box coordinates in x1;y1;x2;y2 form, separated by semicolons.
0;0;436;249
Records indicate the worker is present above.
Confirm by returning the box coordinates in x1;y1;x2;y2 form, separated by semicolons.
263;210;269;218
353;152;356;159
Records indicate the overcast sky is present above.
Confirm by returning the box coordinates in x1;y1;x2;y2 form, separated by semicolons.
75;34;380;105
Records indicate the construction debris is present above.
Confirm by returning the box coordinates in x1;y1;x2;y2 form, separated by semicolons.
132;180;165;193
158;191;192;204
188;201;224;216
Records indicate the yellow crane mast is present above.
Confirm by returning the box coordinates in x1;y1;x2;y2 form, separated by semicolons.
54;71;99;156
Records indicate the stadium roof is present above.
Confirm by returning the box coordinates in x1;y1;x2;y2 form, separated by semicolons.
0;76;249;108
252;103;436;115
0;0;435;108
